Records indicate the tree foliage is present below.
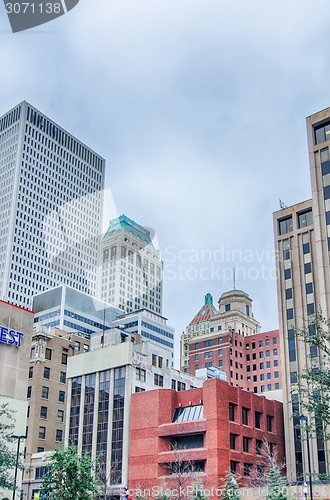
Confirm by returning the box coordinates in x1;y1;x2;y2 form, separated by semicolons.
191;478;208;500
221;471;240;500
0;404;21;491
264;460;288;500
291;311;330;437
41;446;99;500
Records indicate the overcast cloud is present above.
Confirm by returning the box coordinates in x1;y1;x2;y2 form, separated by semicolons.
1;0;330;364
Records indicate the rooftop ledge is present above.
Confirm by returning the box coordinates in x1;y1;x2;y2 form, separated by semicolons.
158;419;207;437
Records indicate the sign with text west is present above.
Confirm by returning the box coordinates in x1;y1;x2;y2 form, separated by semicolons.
0;326;24;347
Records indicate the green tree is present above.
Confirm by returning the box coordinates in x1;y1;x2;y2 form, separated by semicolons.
191;478;208;500
221;471;240;500
264;459;288;500
155;481;171;500
0;404;21;491
291;311;330;441
41;446;99;500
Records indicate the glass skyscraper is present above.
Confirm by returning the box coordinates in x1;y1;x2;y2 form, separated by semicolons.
0;101;105;309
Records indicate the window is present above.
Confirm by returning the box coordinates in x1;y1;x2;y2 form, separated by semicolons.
74;341;80;351
41;386;49;399
290;371;297;384
260;363;264;369
256;439;262;455
57;410;64;423
35;466;50;479
267;415;273;432
158;356;163;368
38;426;46;439
229;403;236;421
255;411;261;429
266;361;271;368
230;461;238;474
243;436;250;452
274;371;279;379
154;374;164;387
242;407;249;425
230;433;237;450
29;366;33;379
218;349;222;356
43;367;50;379
83;344;89;353
244;463;251;476
58;390;65;403
303;243;310;255
218;337;222;344
273;337;277;345
259;340;263;347
172;405;203;422
218;360;222;367
204;351;212;358
204;340;212;348
285;288;292;300
273;349;278;356
136;368;146;381
266;350;270;357
246;354;250;361
314;121;330;144
267;373;271;380
37;447;44;453
306;283;313;294
177;381;186;391
40;406;47;419
27;406;30;418
61;353;68;365
260;385;265;392
307;303;315;315
60;371;66;384
267;384;272;390
259;352;264;359
274;360;278;367
27;386;32;398
195;354;199;361
284;268;291;280
260;374;264;381
275;383;280;390
265;339;270;346
30;347;35;359
298;210;313;228
45;348;52;361
56;429;63;442
225;304;231;312
279;217;293;235
304;262;312;274
246;305;250;316
152;354;157;366
195;343;199;350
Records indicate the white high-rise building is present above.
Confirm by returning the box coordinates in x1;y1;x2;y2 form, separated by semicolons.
0;101;105;309
98;215;163;314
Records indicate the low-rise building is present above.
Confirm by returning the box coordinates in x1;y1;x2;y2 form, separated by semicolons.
128;378;285;492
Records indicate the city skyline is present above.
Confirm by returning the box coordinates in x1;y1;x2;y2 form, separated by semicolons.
1;0;330;354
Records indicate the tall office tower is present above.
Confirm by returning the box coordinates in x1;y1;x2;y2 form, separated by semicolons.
0;101;105;309
273;107;330;481
98;214;163;314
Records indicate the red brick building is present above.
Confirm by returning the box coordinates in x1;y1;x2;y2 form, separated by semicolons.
189;329;281;394
128;378;285;492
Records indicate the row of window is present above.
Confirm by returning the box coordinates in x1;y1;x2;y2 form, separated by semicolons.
229;405;274;430
278;210;313;235
27;386;65;402
29;366;66;383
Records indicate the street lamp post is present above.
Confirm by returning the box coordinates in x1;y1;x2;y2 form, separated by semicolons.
299;416;313;500
11;435;26;500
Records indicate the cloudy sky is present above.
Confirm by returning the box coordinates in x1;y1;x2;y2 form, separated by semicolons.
1;0;330;359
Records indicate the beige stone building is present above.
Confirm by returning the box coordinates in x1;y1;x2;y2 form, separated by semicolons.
0;300;34;500
273;107;330;481
22;326;90;500
98;215;163;315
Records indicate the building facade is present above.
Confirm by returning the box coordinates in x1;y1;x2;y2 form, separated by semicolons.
98;215;163;315
0;101;105;310
33;285;121;337
63;330;202;498
128;378;285;492
180;293;217;372
22;326;90;499
111;308;175;360
0;300;34;499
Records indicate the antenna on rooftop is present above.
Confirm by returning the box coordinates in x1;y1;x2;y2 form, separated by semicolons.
279;199;287;209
